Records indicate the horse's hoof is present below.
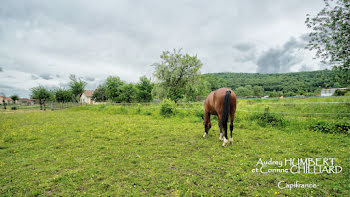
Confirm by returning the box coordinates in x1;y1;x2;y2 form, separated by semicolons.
229;137;233;143
219;133;223;141
222;138;229;147
203;133;207;138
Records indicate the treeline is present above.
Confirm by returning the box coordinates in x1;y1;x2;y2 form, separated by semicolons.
202;70;348;97
92;76;153;103
29;75;153;110
27;68;350;110
27;49;349;109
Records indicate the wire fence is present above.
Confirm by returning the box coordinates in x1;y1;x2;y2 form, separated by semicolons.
1;100;349;117
0;102;81;112
92;102;350;117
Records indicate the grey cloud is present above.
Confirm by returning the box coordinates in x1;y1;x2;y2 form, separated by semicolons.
31;74;39;80
232;42;257;63
39;74;53;80
256;36;307;73
233;42;255;52
84;77;95;82
299;64;314;72
0;84;30;98
300;33;311;42
0;84;13;89
0;67;3;72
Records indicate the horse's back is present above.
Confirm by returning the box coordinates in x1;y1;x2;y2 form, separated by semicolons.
204;91;216;114
204;88;236;114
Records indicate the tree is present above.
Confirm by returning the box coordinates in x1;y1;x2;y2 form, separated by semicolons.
305;0;350;84
55;88;73;103
10;95;19;104
253;86;264;97
151;83;167;100
153;49;203;102
92;84;107;102
269;90;282;97
136;76;153;102
235;86;253;97
1;93;6;110
105;76;124;102
118;83;137;103
68;74;87;103
30;86;51;110
183;77;211;101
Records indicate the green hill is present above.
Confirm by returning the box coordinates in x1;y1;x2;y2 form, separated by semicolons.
202;69;346;97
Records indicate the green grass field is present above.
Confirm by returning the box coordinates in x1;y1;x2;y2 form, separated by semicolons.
0;97;349;196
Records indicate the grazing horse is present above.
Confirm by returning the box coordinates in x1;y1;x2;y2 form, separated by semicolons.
203;88;237;147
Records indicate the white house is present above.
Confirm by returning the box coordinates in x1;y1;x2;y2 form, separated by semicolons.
320;88;347;96
80;90;95;104
0;96;13;104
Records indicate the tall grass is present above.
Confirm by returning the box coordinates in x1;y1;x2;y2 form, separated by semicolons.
68;96;350;135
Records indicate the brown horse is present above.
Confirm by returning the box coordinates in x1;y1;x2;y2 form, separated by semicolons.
203;88;237;146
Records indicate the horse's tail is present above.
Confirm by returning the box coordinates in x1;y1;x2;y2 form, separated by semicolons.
222;90;231;127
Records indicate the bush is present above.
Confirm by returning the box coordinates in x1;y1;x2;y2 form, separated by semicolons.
309;118;350;135
160;99;175;117
143;111;152;116
333;89;348;96
250;111;287;127
11;106;17;110
193;109;204;119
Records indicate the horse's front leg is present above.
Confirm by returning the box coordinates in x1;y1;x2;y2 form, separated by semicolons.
203;112;211;138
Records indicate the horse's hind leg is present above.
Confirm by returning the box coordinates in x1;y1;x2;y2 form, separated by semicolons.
203;112;211;138
222;117;228;144
229;115;234;143
218;115;223;141
229;105;236;144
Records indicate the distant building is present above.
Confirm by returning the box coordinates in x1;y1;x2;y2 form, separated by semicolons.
18;98;35;105
80;90;95;104
1;97;13;104
321;88;347;96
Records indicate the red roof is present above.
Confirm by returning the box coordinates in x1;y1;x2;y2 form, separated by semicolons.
18;98;33;102
4;97;12;101
83;90;94;97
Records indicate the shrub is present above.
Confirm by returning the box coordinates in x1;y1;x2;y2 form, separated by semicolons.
160;99;175;117
250;111;287;127
193;109;204;119
11;106;17;110
143;111;152;116
333;89;348;96
309;118;350;135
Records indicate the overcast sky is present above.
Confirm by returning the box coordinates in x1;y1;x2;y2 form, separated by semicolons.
0;0;327;97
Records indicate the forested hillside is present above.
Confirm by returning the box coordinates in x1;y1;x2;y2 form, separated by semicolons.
202;69;347;97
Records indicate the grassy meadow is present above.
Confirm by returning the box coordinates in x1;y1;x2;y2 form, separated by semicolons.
0;97;349;196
